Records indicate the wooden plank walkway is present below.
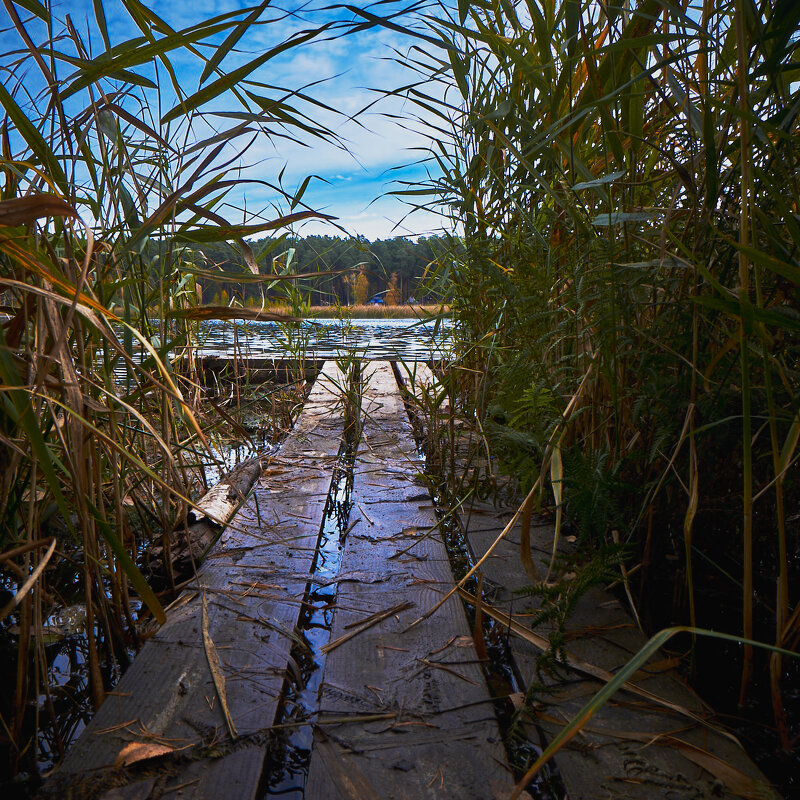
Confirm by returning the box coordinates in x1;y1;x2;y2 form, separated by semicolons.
199;356;322;386
405;365;778;800
305;361;515;799
47;360;523;800
45;358;780;800
49;361;348;800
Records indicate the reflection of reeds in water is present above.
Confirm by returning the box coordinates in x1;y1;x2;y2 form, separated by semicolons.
0;1;353;781
395;0;800;786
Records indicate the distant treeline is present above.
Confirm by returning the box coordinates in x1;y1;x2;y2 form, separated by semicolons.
182;234;453;306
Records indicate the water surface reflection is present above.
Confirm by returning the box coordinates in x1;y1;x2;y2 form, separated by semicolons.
194;316;452;361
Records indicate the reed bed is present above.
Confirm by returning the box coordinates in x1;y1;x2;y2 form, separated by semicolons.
309;303;444;318
395;0;800;785
0;0;360;784
229;302;444;318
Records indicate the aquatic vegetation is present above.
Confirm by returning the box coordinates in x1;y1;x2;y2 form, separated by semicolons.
309;303;443;319
0;0;355;782
392;0;800;786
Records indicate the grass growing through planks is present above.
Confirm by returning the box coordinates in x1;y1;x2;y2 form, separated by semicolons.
384;0;800;775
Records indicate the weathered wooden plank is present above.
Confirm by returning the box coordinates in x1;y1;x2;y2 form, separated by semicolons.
200;356;322;385
305;362;516;800
47;362;347;800
463;506;778;799
190;455;264;526
148;456;266;582
405;365;777;800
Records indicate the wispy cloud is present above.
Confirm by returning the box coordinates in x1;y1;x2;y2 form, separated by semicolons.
3;0;448;238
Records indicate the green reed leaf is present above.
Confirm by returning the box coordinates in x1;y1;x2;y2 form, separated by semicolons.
161;24;333;124
200;2;270;86
512;626;793;799
0;84;68;194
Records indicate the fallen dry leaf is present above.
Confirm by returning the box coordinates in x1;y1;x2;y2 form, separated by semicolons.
202;591;238;740
114;742;174;767
671;738;779;800
314;735;382;800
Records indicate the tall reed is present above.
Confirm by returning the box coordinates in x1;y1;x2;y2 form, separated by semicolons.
399;0;800;745
0;0;351;778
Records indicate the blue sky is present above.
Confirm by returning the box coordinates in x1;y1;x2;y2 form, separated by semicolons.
1;0;450;240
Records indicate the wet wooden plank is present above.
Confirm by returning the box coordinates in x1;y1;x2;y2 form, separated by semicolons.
305;361;516;800
48;362;347;800
405;365;777;800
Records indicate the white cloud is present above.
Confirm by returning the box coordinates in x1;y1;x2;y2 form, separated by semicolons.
7;0;453;238
280;192;446;240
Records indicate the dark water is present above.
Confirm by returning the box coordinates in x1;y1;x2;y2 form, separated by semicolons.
194;317;452;361
264;443;355;798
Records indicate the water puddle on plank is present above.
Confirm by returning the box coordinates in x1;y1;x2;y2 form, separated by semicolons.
264;360;565;798
261;441;356;798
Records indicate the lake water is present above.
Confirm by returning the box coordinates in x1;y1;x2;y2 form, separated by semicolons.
194;316;453;361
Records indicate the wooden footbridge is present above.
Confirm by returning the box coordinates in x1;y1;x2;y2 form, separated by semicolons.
46;361;776;800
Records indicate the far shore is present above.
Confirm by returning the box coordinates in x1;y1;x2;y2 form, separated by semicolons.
303;303;445;319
